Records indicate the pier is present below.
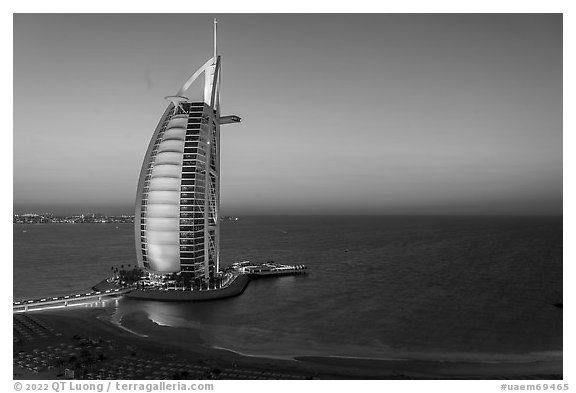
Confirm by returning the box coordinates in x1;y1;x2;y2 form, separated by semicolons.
228;261;307;277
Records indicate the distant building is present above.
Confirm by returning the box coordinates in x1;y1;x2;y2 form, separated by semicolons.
134;20;240;284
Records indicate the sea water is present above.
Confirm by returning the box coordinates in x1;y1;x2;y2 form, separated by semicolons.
13;215;562;360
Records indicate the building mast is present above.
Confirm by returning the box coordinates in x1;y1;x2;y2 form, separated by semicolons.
213;18;218;64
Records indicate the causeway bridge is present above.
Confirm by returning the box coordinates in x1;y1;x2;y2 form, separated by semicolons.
13;288;132;313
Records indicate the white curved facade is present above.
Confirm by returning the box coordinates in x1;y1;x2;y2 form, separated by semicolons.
142;114;187;272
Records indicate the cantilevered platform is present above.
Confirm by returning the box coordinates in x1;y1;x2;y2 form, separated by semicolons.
220;115;241;124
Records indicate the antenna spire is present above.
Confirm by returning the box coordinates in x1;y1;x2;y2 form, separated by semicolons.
213;18;218;64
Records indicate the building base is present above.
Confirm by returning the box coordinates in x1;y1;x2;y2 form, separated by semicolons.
122;274;250;302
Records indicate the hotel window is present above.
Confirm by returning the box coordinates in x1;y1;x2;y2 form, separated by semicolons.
180;251;204;259
181;192;203;198
180;219;196;225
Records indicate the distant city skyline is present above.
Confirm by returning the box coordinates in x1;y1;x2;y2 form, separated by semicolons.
14;14;562;215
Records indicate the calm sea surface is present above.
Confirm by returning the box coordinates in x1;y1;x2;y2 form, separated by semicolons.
13;216;563;360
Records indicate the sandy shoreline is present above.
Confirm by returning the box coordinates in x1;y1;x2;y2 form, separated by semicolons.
13;306;563;380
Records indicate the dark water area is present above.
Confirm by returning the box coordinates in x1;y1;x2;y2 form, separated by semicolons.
13;215;563;360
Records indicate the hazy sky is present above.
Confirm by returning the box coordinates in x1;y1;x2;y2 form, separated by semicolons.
13;14;562;215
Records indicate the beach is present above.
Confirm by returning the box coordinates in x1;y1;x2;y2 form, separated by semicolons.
13;306;563;380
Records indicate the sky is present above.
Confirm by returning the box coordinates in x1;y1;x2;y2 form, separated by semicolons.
13;13;562;215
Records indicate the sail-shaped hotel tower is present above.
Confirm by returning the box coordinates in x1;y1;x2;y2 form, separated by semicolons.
134;20;240;284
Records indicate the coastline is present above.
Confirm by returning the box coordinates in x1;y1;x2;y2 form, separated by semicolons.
13;306;563;380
